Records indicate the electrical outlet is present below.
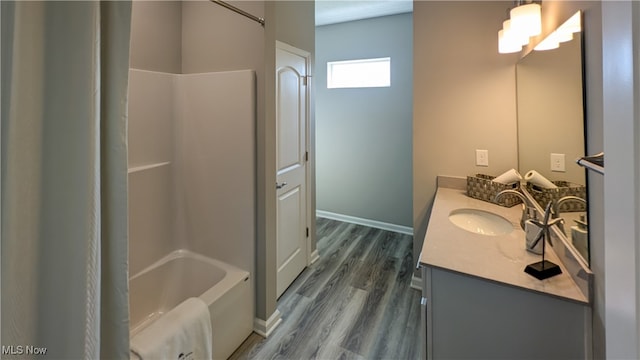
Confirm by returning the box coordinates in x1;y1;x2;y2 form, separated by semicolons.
476;149;489;167
551;153;566;172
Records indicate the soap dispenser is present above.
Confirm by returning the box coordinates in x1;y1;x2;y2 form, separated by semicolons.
571;215;588;260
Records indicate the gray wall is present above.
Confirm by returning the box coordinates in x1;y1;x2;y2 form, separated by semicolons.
316;13;413;228
181;1;264;75
130;1;181;73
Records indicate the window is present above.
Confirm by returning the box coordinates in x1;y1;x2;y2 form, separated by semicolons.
327;57;391;89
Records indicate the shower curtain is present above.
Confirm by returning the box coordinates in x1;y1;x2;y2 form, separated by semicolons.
1;1;132;358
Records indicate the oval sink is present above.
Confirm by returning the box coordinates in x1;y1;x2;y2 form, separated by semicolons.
448;208;514;236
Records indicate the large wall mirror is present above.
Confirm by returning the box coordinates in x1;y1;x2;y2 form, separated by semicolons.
516;11;589;265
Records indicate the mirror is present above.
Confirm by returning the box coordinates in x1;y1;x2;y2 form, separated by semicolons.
516;11;589;264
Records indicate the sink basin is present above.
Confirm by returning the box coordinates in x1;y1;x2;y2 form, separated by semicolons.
449;208;514;236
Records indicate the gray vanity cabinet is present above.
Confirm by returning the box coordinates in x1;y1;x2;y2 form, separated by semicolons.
420;266;590;360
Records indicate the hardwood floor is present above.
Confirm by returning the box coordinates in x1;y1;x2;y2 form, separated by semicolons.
229;217;421;360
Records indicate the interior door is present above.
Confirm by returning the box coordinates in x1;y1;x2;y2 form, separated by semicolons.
276;42;309;298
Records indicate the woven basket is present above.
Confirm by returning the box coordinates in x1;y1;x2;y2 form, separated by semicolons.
525;181;587;212
466;174;522;207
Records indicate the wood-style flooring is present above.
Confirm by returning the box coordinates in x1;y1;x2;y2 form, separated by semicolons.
229;217;421;360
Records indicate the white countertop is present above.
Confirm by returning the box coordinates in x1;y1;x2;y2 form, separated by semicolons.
419;181;589;304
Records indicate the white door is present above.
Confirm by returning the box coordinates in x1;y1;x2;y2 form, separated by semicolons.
276;42;309;298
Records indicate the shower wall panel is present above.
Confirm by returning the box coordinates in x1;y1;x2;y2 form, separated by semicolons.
127;69;256;278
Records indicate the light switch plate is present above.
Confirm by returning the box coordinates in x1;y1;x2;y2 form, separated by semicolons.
551;153;565;172
476;149;489;167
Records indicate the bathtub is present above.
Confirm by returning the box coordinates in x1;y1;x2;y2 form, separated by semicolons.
129;249;253;360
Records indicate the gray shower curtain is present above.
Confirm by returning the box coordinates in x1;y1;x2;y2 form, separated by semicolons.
1;1;132;358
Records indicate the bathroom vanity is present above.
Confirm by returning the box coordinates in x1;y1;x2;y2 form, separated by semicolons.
419;177;592;359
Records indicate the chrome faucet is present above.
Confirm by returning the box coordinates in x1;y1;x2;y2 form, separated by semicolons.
494;189;537;230
551;196;587;234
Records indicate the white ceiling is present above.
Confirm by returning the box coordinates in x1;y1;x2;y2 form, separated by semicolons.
315;0;413;26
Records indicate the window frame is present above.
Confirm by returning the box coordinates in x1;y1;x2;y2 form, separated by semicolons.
326;57;391;89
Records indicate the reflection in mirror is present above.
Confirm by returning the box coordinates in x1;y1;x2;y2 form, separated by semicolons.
516;11;589;264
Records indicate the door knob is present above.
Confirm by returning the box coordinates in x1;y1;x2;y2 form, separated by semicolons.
276;182;288;189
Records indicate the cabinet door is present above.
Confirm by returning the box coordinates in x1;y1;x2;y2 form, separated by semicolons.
420;296;427;360
421;266;433;360
429;268;587;359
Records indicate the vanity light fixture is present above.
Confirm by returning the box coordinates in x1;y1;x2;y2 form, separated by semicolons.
498;29;523;54
509;1;542;38
503;19;530;46
498;19;530;54
498;1;542;54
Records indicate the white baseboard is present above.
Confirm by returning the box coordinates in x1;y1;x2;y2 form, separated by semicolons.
309;249;320;264
411;274;422;291
253;309;282;338
316;210;413;235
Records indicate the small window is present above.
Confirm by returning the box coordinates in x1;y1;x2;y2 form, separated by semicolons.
327;57;391;89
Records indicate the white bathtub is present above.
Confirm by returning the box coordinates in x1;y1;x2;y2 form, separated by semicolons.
129;249;253;360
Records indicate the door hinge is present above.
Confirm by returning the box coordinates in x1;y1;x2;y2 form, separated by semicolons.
305;151;309;162
302;75;311;86
306;227;309;237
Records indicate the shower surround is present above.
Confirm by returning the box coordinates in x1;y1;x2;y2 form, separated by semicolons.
127;68;256;357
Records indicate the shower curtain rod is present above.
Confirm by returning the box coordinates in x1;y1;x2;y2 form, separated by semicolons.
210;0;265;27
